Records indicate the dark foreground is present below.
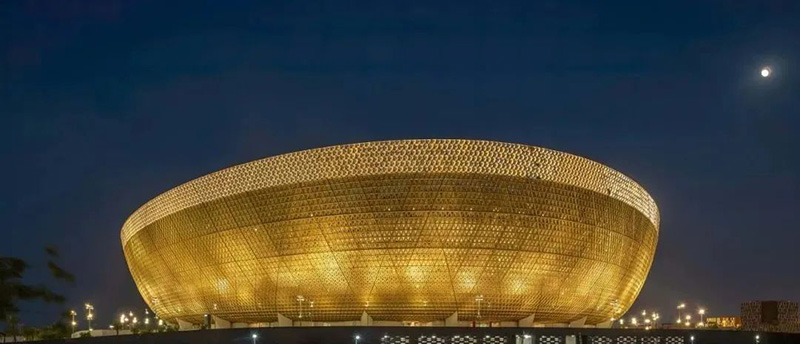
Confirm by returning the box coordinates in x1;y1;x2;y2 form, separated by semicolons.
30;327;800;344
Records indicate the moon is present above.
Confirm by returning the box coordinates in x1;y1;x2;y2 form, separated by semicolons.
761;67;771;77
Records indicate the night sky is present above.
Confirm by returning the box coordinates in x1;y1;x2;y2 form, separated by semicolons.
2;1;799;326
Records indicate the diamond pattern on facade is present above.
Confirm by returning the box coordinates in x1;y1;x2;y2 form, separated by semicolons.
122;139;659;324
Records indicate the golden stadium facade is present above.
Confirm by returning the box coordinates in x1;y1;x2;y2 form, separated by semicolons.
121;139;659;327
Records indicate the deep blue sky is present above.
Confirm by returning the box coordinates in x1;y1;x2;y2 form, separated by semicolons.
2;1;798;326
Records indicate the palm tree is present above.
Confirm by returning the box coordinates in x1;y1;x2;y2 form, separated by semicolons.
21;326;39;341
5;315;19;342
1;246;75;338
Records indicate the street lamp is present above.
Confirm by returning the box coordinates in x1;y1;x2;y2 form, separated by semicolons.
70;310;77;334
698;308;706;324
355;334;361;344
296;295;305;319
84;303;94;331
677;303;686;320
755;334;760;344
251;333;258;344
690;335;695;344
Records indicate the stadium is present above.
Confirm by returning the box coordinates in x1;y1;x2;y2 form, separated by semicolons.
121;139;659;328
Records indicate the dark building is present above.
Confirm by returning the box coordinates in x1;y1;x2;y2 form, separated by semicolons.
741;301;799;333
22;327;800;344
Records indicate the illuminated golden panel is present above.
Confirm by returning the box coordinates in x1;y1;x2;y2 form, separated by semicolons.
122;139;658;325
121;140;658;245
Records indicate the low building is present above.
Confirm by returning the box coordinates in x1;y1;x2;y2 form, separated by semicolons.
70;329;132;338
741;301;800;333
705;316;741;329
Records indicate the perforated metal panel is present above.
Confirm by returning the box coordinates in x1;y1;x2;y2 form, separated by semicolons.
589;336;613;344
122;139;659;324
538;336;562;344
642;337;660;344
419;336;446;344
482;335;507;344
382;336;410;344
452;335;478;344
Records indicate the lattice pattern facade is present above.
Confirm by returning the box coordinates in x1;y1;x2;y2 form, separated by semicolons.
741;301;800;333
121;139;659;324
538;335;562;344
382;336;410;344
588;336;612;344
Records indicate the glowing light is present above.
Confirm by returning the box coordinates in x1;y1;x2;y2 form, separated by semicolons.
761;68;771;77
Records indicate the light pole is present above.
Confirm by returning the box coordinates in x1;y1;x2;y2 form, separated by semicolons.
296;295;305;320
84;303;94;331
755;334;760;344
475;295;484;320
355;334;361;344
698;308;706;325
677;303;686;321
70;310;77;334
690;335;695;344
252;333;258;344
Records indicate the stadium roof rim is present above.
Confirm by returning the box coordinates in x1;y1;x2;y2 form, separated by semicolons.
121;139;659;246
